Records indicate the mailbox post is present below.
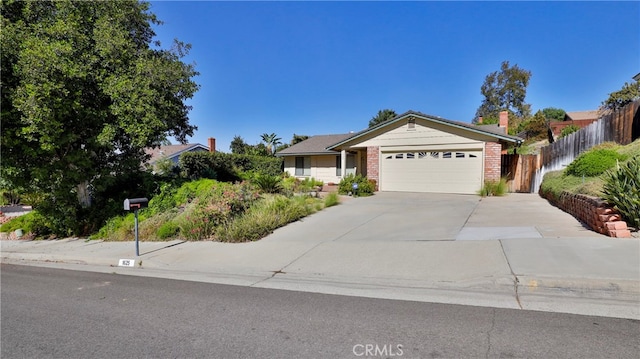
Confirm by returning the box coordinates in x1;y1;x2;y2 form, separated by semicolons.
124;198;148;256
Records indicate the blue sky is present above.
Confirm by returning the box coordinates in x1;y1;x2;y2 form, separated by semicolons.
149;1;639;152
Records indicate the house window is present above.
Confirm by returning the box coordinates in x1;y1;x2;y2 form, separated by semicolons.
336;155;356;176
295;156;310;176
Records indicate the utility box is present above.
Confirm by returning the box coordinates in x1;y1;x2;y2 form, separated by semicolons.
124;198;148;211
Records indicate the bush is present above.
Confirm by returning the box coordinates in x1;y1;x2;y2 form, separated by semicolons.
337;174;375;196
324;192;339;207
565;149;627;177
252;173;283;194
602;156;640;228
478;178;507;197
0;211;50;236
179;152;283;182
559;124;580;138
230;154;283;177
216;195;321;242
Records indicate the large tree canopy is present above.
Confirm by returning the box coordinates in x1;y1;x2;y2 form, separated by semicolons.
474;61;532;123
1;0;199;235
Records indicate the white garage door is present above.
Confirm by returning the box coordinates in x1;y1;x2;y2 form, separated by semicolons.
380;150;483;194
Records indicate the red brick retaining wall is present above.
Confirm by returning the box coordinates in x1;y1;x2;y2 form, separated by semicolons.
539;191;631;238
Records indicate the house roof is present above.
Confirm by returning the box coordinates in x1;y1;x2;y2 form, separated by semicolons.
145;143;209;164
565;110;600;121
327;110;522;150
275;134;354;157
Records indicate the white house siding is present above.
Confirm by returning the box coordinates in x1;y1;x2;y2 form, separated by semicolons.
345;119;488;194
351;120;491;149
283;155;345;184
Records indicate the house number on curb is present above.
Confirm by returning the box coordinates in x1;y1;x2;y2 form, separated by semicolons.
118;259;136;267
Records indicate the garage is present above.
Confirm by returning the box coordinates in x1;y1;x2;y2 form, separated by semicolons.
380;149;483;194
322;111;522;194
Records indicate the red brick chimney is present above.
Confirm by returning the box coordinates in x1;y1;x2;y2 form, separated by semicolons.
208;137;216;153
478;116;483;124
499;111;509;134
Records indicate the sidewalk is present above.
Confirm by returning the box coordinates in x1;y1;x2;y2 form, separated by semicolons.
2;194;639;320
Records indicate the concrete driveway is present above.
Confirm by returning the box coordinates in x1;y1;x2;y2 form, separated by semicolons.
264;191;602;244
2;192;638;319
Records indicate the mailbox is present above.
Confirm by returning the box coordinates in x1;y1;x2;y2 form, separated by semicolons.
124;198;149;211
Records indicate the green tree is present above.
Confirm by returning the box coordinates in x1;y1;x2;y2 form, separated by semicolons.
230;135;249;154
369;109;397;128
602;80;640;111
0;0;199;235
474;61;532;124
260;133;282;155
520;110;549;141
541;107;566;122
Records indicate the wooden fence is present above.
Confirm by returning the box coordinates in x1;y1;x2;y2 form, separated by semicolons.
540;100;639;168
503;100;639;193
501;154;538;193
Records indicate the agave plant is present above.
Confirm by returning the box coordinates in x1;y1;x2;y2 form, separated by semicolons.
602;156;640;228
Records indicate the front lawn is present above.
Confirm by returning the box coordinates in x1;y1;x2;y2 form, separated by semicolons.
92;179;340;242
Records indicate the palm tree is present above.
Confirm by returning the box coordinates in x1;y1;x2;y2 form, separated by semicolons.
260;133;282;155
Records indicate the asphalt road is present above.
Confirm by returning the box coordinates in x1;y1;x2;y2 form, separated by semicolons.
2;264;638;359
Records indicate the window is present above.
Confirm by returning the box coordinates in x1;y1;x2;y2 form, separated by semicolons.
395;153;404;159
295;156;310;176
443;152;451;158
456;152;465;158
336;155;356;176
406;152;415;159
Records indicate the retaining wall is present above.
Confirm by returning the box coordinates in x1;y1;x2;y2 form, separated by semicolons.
539;191;631;238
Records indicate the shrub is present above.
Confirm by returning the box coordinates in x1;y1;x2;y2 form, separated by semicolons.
324;192;339;207
559;124;580;138
252;173;283;194
565;149;627;177
338;174;375;196
230;154;283;177
602;156;640;228
179;152;238;182
0;211;49;235
478;178;508;197
156;220;180;240
216;194;320;242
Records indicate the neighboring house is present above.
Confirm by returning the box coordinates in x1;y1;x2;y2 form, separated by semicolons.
145;137;216;167
276;111;522;194
549;110;600;137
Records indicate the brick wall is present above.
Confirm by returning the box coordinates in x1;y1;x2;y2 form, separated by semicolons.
484;142;502;182
539;191;631;238
366;146;379;189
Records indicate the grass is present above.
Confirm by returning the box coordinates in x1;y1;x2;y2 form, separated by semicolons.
478;178;508;197
90;178;337;242
216;194;323;242
540;139;640;198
